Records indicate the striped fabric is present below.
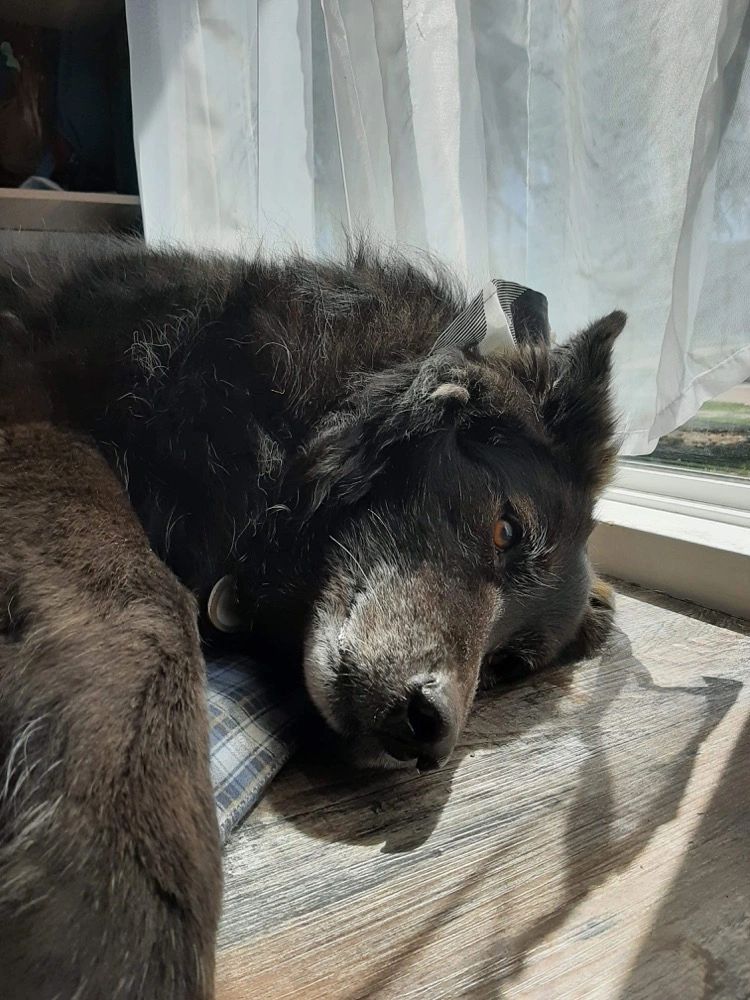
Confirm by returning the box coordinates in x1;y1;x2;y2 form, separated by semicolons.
206;654;306;842
431;279;550;356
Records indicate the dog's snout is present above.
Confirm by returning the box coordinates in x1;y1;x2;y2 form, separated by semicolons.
378;676;457;770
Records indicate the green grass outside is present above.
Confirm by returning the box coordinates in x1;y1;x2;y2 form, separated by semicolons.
638;400;750;477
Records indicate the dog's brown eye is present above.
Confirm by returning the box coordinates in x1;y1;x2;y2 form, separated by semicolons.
493;518;517;551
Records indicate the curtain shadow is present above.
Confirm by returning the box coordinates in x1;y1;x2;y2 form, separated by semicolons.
618;711;750;1000
474;630;743;994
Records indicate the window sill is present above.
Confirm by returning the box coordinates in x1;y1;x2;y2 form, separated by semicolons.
593;471;750;621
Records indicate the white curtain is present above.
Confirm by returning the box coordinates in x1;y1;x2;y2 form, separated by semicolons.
125;0;750;455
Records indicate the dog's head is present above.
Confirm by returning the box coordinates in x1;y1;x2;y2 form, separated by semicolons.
302;311;624;770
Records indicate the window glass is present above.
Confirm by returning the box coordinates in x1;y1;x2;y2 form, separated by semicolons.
636;382;750;477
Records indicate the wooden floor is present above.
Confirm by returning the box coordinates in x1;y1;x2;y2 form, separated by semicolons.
216;586;750;1000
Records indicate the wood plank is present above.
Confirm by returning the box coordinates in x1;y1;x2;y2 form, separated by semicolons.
0;189;141;233
216;591;750;1000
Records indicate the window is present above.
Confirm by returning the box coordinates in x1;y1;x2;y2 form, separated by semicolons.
592;382;750;620
636;382;750;479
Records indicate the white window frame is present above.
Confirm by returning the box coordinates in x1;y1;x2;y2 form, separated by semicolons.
592;461;750;620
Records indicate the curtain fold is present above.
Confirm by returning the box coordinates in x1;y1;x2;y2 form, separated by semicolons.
125;0;750;454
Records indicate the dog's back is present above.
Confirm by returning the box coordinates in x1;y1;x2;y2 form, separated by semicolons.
1;240;468;591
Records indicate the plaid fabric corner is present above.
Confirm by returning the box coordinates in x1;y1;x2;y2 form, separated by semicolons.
206;654;305;843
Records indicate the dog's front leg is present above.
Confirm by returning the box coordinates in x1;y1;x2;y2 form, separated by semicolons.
0;424;221;999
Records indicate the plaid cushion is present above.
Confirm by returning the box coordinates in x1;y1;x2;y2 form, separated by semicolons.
206;654;305;843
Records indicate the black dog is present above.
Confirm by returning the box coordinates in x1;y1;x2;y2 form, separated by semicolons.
0;239;622;997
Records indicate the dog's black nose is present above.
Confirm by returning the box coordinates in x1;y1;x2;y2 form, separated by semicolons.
378;677;457;769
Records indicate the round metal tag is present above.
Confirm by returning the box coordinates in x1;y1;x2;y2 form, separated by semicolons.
207;575;246;633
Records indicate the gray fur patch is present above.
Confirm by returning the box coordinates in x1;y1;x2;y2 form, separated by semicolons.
429;383;470;404
256;429;284;479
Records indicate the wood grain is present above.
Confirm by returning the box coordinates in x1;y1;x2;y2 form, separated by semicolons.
216;591;750;1000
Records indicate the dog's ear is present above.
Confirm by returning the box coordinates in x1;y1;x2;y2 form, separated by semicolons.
542;311;625;493
303;351;473;511
303;409;389;511
558;576;616;664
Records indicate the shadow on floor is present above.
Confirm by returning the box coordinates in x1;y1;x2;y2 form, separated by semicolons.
619;712;750;1000
260;622;743;998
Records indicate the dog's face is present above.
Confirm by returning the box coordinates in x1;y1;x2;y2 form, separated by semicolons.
302;312;624;770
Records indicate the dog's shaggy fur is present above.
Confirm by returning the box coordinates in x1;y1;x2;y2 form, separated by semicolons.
0;239;622;997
